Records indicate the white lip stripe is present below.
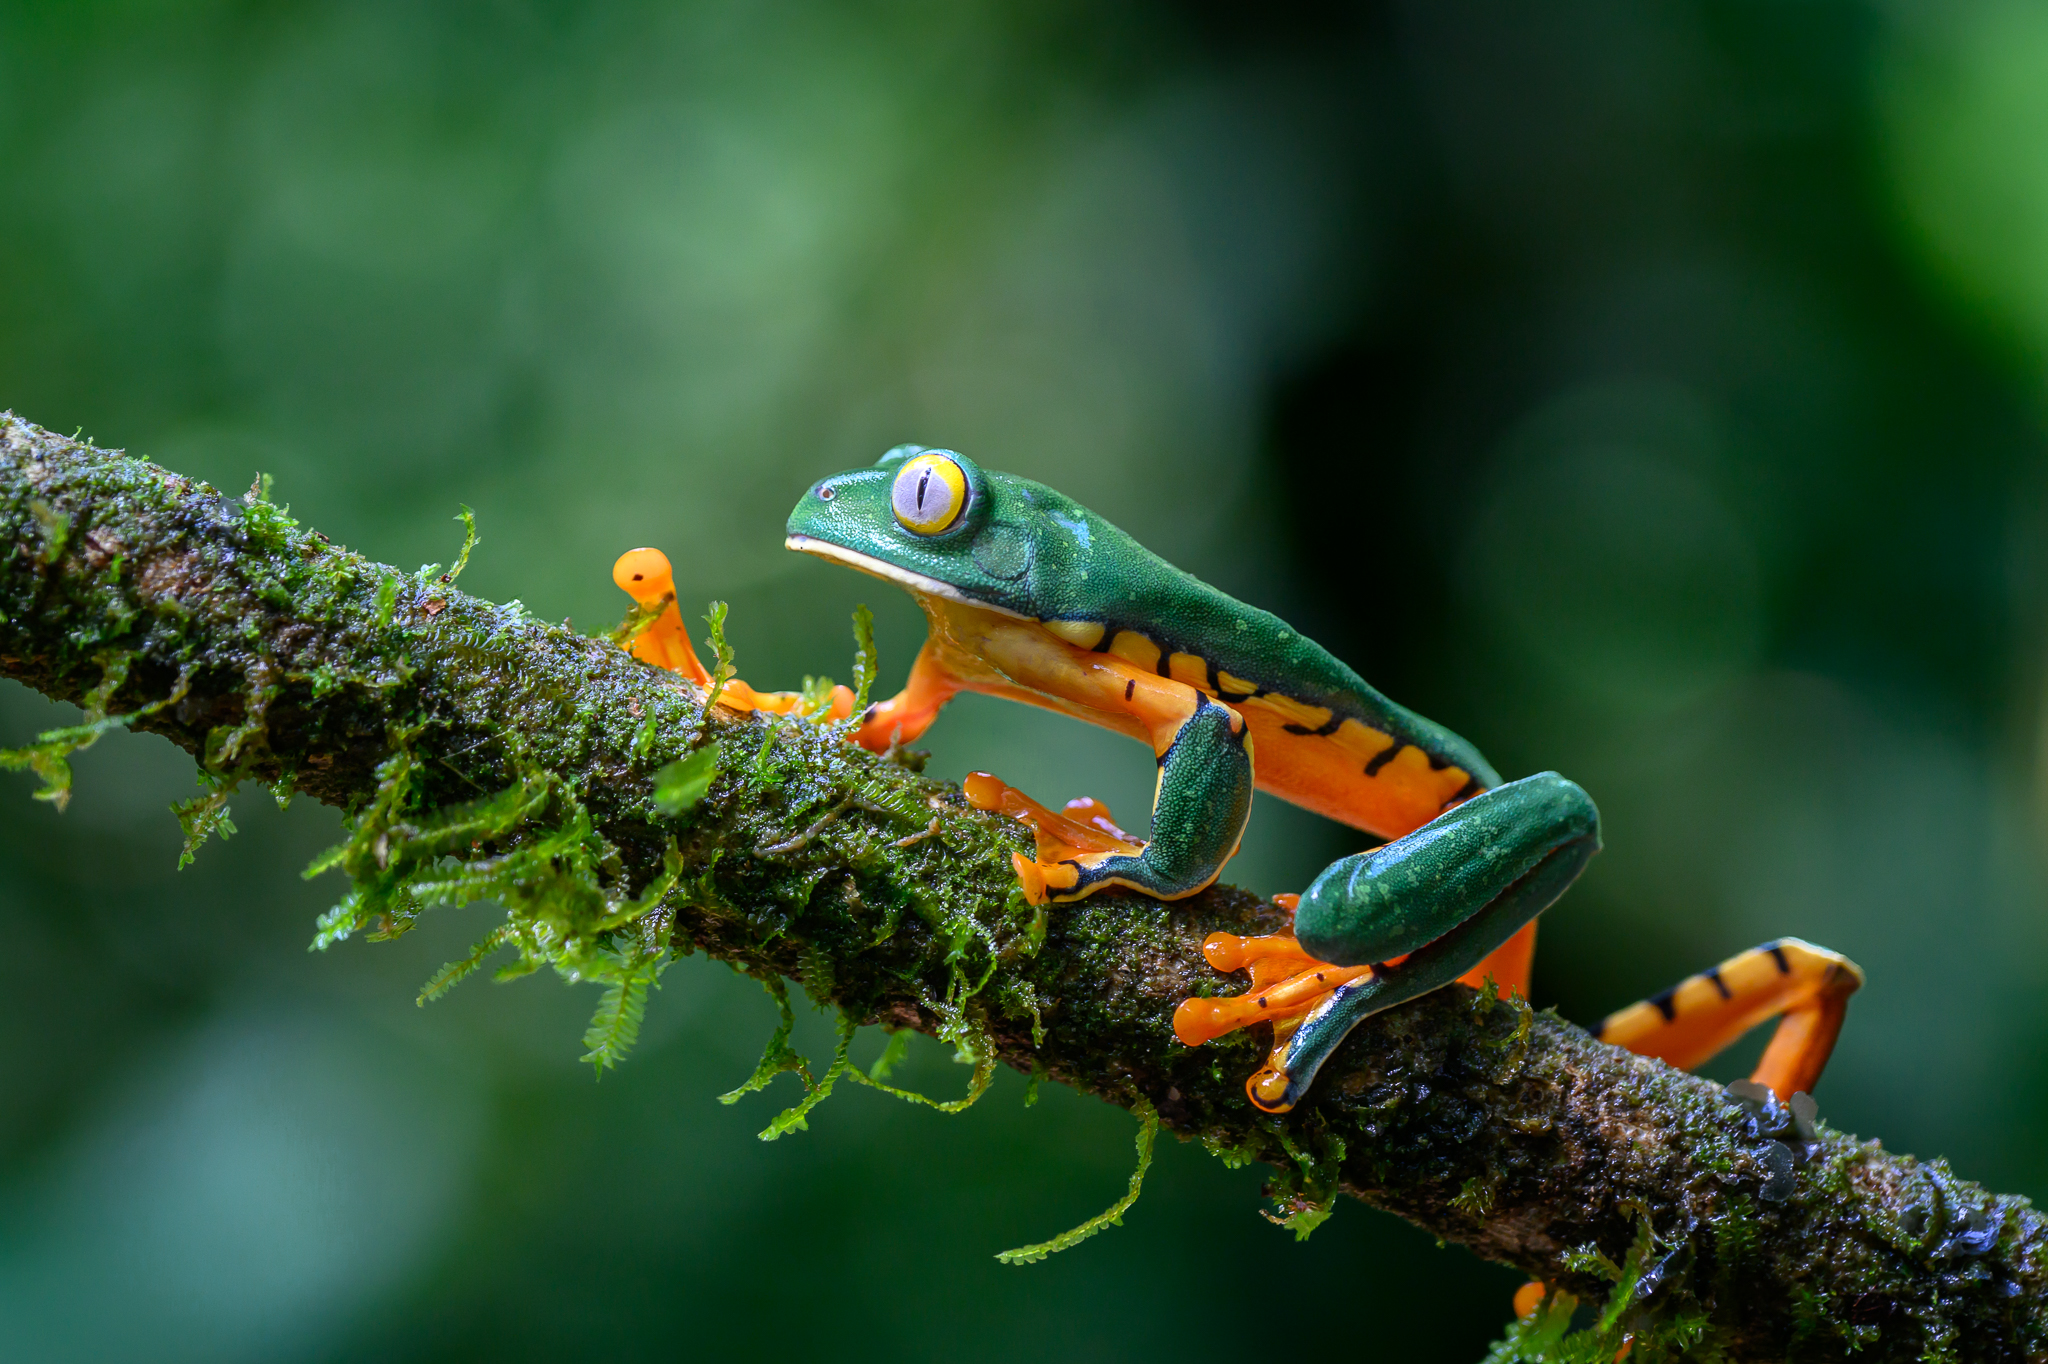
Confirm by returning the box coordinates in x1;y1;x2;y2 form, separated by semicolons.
783;535;1033;620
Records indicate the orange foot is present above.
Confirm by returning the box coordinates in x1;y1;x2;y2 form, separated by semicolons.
1176;904;1537;1111
961;771;1143;904
613;548;855;721
1173;916;1376;1109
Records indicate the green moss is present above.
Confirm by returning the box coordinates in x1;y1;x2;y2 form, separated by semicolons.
1452;1175;1496;1218
1479;1214;1729;1362
299;728;695;1070
652;747;718;816
867;1029;911;1081
996;1099;1159;1265
29;498;69;563
580;918;676;1074
844;1033;996;1114
0;650;181;810
718;975;811;1105
758;1010;858;1141
171;775;239;868
1262;1119;1347;1240
446;505;478;582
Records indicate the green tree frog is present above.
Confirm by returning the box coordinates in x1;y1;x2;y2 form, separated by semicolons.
617;446;1864;1119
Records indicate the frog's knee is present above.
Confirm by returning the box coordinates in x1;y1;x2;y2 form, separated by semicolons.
1506;771;1600;846
1295;771;1599;967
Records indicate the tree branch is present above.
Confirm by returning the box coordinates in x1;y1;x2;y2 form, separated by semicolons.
0;413;2040;1362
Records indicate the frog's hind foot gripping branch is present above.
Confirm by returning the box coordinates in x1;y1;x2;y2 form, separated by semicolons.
1177;773;1600;1113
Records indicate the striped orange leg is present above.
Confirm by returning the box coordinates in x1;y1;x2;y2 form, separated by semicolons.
1593;936;1864;1101
612;548;856;720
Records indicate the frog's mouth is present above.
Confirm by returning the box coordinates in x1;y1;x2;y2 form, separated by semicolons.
784;534;971;602
784;534;1030;618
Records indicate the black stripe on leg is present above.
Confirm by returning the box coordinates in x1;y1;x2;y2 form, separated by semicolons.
1442;776;1482;808
1124;679;1134;701
1282;715;1344;736
1706;967;1732;1000
1649;988;1678;1022
1766;943;1791;974
1364;743;1405;777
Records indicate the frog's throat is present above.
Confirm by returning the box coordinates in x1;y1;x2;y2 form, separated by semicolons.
783;534;1033;620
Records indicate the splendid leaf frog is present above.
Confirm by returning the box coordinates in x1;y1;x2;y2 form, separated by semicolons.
616;446;1864;1118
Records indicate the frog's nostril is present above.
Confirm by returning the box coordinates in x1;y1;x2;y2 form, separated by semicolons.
819;485;836;501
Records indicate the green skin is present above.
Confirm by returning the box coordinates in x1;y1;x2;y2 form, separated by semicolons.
788;446;1600;1109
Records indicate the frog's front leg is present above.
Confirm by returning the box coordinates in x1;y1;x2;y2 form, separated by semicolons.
1180;773;1599;1112
1037;691;1252;901
962;629;1254;904
848;639;966;752
613;549;857;720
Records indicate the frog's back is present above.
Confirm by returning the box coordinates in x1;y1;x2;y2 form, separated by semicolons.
1000;478;1499;840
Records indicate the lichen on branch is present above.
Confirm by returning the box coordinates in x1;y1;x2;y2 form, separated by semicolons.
1;413;2042;1363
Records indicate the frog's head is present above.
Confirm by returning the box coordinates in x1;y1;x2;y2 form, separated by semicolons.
785;445;1070;618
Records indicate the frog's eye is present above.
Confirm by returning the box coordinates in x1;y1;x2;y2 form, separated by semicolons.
891;453;968;536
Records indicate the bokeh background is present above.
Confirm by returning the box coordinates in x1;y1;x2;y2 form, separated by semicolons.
1;2;2046;1359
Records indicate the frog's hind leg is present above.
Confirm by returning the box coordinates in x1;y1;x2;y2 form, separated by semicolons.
1177;773;1600;1113
1504;940;1864;1324
1593;938;1864;1100
1459;921;1537;998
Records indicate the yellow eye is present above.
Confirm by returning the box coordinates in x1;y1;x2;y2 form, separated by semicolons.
891;453;968;535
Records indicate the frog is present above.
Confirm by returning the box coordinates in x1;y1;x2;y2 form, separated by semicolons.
614;445;1865;1122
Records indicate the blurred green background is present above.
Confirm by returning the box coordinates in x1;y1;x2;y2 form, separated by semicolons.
1;1;2046;1359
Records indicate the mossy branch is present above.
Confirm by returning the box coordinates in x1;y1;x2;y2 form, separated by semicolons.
0;413;2042;1362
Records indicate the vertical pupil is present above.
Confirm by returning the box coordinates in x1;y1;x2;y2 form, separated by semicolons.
917;469;931;514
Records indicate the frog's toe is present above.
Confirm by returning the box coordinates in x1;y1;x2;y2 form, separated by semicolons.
1176;953;1376;1113
1057;795;1137;844
1173;958;1373;1045
966;772;1148;903
1175;921;1380;1111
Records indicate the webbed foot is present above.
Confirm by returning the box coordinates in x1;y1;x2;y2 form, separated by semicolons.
1177;775;1599;1113
961;772;1145;902
1173;918;1377;1110
960;702;1247;906
613;548;855;720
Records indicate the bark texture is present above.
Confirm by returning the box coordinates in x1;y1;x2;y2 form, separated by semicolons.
0;414;2040;1361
